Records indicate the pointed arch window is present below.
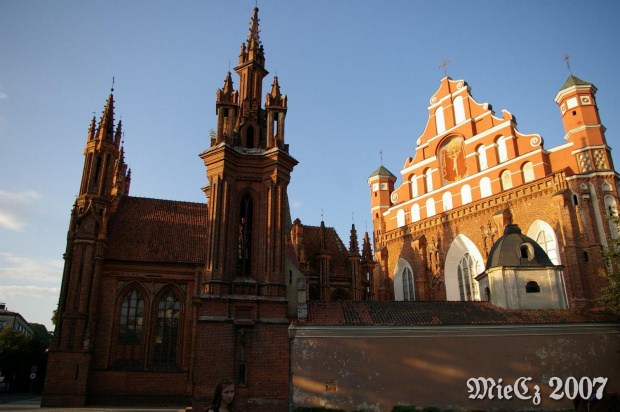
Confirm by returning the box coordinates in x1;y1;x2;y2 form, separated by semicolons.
153;290;181;364
457;253;479;301
118;290;144;344
238;193;254;277
246;126;255;148
402;267;414;301
536;230;558;264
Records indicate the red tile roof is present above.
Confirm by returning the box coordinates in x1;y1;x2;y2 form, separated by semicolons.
304;300;620;326
106;196;208;263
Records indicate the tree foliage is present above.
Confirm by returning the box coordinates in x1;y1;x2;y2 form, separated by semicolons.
0;326;50;393
601;214;620;316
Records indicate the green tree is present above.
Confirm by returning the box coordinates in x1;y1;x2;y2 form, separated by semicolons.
601;214;620;316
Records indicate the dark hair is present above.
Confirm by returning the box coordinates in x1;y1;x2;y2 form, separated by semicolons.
209;377;235;411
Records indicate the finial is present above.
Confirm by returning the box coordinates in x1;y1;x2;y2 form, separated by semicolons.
321;209;324;222
564;54;572;74
438;57;451;77
352;212;355;225
380;149;383;165
111;76;115;93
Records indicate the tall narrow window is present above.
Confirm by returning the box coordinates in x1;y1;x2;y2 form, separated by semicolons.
397;209;406;228
246;126;255;148
604;195;619;239
435;106;446;134
238;194;254;277
410;175;418;198
480;177;492;198
457;253;479;301
154;290;180;364
496;136;508;163
402;267;414;301
442;191;453;211
536;230;558;264
522;162;535;183
411;204;420;222
426;198;436;218
500;170;513;190
461;184;472;205
119;290;144;344
454;96;466;125
477;145;488;171
425;169;433;192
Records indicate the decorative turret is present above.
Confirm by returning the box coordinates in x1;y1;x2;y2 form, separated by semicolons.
265;76;288;149
368;165;397;239
554;73;613;172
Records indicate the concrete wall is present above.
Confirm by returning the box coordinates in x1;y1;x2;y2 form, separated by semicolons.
291;323;620;411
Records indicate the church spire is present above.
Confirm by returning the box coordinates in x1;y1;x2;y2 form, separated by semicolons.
96;92;115;142
349;223;360;255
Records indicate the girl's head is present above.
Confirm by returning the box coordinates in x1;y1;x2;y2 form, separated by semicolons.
211;377;235;409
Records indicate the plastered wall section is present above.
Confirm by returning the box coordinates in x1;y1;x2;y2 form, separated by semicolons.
292;323;620;411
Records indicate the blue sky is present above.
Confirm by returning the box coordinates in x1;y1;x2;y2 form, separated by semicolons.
1;1;619;329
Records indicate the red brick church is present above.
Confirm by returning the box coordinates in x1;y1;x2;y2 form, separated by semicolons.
42;6;619;411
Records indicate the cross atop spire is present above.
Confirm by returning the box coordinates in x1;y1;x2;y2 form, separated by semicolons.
439;57;451;77
564;54;572;74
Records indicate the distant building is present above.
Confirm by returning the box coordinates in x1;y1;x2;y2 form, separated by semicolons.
0;303;33;337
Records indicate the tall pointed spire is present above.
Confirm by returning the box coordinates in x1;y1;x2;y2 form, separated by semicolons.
349;224;360;255
96;92;115;142
87;115;97;141
362;232;373;261
239;7;265;66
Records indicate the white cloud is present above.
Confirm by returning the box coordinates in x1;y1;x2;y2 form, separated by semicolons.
0;190;41;231
0;252;63;283
0;285;60;300
0;92;6;99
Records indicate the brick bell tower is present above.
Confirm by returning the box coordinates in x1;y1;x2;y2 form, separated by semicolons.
43;89;129;407
554;72;619;305
194;7;297;411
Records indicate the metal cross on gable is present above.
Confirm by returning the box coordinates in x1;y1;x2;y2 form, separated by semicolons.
438;57;451;77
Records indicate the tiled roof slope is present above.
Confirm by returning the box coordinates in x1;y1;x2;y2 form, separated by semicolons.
106;196;208;263
305;301;619;326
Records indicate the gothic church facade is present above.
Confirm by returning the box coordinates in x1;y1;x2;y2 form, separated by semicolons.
369;75;619;308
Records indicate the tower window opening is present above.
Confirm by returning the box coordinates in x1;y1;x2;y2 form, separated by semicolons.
572;110;577;116
572;193;579;206
583;251;589;262
525;281;541;293
238;194;254;278
520;245;530;259
246;126;255;148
